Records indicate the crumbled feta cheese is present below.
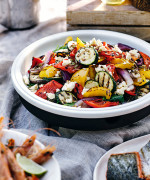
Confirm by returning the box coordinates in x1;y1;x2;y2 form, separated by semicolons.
62;58;71;66
115;81;128;95
88;38;107;52
99;46;107;51
95;65;108;73
55;71;61;77
132;72;140;78
46;93;55;100
85;42;90;48
23;75;29;85
82;87;89;95
55;56;64;62
129;49;140;58
56;88;60;92
96;39;103;46
127;85;134;91
66;98;73;103
62;81;76;91
126;52;131;60
89;38;97;46
39;84;44;88
56;49;68;53
112;45;122;53
86;76;90;81
29;84;38;92
130;69;141;79
68;41;77;51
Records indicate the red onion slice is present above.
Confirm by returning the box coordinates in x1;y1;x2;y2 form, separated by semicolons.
136;58;143;66
74;100;91;108
118;43;134;51
75;97;100;108
117;69;133;86
61;70;72;82
30;50;53;74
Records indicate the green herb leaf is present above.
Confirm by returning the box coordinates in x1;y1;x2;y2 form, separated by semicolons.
63;102;76;107
53;45;68;52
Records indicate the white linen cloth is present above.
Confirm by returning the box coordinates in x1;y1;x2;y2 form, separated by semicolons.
0;1;150;179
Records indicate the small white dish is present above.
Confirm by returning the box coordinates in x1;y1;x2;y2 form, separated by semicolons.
1;129;61;180
93;134;150;180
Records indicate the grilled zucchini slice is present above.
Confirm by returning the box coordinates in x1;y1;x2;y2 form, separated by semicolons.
56;91;77;104
95;71;116;93
84;80;99;89
75;47;98;65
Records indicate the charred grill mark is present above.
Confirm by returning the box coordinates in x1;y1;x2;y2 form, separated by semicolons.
39;55;45;60
102;73;105;87
66;92;71;96
106;76;110;89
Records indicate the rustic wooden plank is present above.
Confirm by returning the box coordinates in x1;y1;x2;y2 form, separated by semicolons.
67;0;137;11
67;25;150;41
67;0;150;25
67;11;150;25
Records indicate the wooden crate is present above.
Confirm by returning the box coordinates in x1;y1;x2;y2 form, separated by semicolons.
67;0;150;41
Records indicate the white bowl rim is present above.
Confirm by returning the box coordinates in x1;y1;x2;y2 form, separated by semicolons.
11;30;150;119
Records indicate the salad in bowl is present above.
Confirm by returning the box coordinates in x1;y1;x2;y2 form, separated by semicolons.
23;36;150;108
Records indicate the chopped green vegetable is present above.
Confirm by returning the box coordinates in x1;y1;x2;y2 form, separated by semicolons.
43;77;63;83
27;83;36;88
64;102;76;107
53;45;68;52
103;95;124;103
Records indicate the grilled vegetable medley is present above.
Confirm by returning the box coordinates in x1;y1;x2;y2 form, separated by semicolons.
23;36;150;108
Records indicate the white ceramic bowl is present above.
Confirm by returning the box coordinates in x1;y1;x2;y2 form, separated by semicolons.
11;30;150;130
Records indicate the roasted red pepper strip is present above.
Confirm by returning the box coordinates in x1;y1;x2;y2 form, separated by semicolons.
48;53;56;64
106;64;120;82
35;80;63;99
31;57;43;68
54;61;81;74
83;99;119;108
102;42;110;50
70;47;77;59
125;88;136;96
99;51;122;61
73;83;83;99
139;51;150;69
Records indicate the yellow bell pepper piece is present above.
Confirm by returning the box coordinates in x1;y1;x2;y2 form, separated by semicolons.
39;66;59;78
89;65;96;80
134;71;147;86
98;56;105;63
76;37;85;50
64;36;73;45
140;69;150;79
71;68;89;87
111;58;134;69
83;87;111;99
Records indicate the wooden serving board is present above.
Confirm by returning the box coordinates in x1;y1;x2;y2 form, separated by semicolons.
67;0;150;41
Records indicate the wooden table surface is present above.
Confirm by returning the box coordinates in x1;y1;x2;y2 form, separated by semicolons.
67;0;150;41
